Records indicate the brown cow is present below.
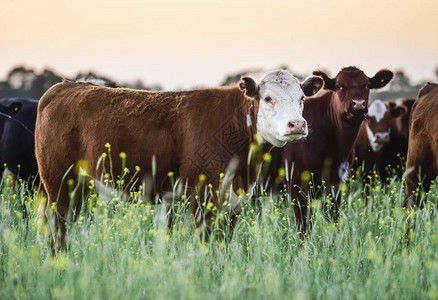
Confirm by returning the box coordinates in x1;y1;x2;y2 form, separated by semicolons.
267;66;393;235
353;99;407;178
35;70;323;245
380;98;415;179
404;83;438;208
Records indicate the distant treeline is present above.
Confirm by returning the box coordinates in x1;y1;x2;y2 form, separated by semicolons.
0;66;162;100
0;65;433;101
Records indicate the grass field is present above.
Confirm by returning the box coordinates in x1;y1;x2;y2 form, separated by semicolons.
1;173;438;300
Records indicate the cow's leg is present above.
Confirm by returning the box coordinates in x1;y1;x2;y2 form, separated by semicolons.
326;189;341;223
404;145;436;208
190;199;207;240
421;173;437;207
300;202;312;236
292;204;312;240
191;195;229;241
68;173;88;222
405;166;419;209
162;180;187;231
404;136;438;208
165;202;177;232
405;170;435;208
166;204;174;229
44;182;69;251
292;203;303;237
230;213;239;231
403;163;437;244
191;205;217;241
291;188;312;239
290;183;304;237
44;173;88;252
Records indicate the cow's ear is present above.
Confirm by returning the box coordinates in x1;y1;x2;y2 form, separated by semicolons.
239;76;259;98
369;69;393;89
402;98;416;111
1;102;22;116
301;76;324;97
390;105;407;118
387;101;397;109
313;70;335;91
418;82;438;98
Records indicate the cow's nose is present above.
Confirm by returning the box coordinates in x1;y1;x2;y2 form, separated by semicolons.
375;132;390;144
352;100;366;110
288;120;307;134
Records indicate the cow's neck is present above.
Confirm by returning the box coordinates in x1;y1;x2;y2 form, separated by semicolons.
332;95;364;131
327;94;365;160
230;95;272;191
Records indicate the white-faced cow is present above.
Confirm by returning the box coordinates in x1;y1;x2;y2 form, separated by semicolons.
353;99;407;178
35;70;323;245
404;83;438;208
267;66;393;235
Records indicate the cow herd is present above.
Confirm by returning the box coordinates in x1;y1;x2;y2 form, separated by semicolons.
1;67;437;247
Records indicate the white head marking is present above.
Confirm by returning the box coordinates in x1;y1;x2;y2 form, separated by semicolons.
255;70;308;147
366;124;384;152
367;100;387;122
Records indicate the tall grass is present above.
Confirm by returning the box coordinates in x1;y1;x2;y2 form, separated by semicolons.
1;172;438;299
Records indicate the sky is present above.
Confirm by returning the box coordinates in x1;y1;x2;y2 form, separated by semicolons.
1;0;437;90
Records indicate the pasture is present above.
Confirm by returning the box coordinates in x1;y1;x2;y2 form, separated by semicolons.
2;0;437;298
1;171;438;299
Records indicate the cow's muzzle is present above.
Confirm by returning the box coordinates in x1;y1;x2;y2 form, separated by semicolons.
287;120;307;135
352;99;366;111
374;132;390;144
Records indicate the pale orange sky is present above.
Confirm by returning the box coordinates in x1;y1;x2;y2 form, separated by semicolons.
1;0;437;89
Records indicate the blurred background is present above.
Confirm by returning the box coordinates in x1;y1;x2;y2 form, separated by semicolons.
1;0;437;99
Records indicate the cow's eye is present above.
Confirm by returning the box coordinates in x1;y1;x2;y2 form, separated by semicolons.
264;96;272;103
336;85;343;90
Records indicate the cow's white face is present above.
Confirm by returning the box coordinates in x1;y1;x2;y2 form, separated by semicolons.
240;70;323;147
366;100;391;152
368;100;386;122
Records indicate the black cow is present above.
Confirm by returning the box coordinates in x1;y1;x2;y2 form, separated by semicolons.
0;97;38;182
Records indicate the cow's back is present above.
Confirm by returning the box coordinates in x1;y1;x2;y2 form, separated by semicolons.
36;81;182;194
408;86;438;158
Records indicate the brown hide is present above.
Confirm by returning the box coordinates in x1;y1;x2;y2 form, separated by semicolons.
391;99;415;140
36;80;264;243
404;83;438;207
380;98;415;179
267;66;393;234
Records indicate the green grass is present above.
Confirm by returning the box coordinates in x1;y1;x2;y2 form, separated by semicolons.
1;174;438;300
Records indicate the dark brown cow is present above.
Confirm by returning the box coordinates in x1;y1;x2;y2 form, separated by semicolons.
404;83;438;208
353;99;407;178
380;98;415;179
35;70;323;245
268;66;393;234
